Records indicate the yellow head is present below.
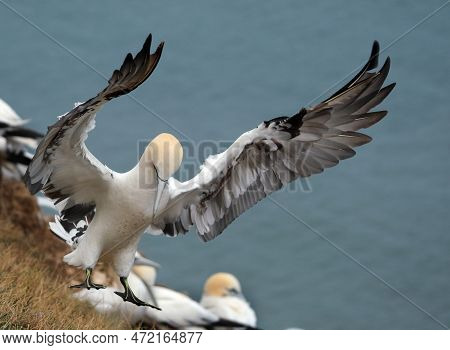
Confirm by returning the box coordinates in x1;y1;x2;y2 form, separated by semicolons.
142;133;183;180
203;272;242;297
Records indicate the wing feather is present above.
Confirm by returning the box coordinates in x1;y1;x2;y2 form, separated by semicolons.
153;41;394;241
24;34;164;221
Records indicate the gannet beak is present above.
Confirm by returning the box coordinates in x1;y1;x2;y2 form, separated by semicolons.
146;284;159;309
134;255;161;269
153;180;167;215
228;287;245;300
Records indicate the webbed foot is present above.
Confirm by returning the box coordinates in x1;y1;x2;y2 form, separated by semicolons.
114;276;161;310
69;268;106;290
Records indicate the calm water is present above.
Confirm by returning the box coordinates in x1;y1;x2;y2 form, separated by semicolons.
0;1;449;329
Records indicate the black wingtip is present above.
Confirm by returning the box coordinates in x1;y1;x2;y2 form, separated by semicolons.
144;33;153;49
381;82;396;96
376;57;391;77
325;41;384;102
142;34;164;56
124;52;133;62
367;40;380;71
119;53;134;72
152;41;165;59
103;33;165;100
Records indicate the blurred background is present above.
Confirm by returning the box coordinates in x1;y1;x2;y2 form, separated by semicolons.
0;0;448;329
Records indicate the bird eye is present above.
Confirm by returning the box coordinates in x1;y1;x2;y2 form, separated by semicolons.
228;287;239;295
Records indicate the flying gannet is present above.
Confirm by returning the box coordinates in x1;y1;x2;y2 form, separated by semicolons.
25;34;394;309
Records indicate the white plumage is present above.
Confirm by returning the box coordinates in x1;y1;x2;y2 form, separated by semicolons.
142;285;219;329
0;98;28;126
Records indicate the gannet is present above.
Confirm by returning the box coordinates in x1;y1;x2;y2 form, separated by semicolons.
134;268;219;329
25;34;394;309
201;272;257;328
130;254;257;329
0;99;42;178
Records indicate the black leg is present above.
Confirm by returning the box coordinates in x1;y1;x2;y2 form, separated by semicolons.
69;268;106;290
114;277;161;310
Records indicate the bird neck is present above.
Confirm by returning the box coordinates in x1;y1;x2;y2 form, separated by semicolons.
127;157;158;189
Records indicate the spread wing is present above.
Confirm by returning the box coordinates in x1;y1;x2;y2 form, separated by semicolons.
24;34;164;220
155;41;395;241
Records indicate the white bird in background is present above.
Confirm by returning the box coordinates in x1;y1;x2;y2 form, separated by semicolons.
25;33;394;309
134;262;257;329
0;99;43;178
201;272;257;328
0;99;55;212
135;269;220;329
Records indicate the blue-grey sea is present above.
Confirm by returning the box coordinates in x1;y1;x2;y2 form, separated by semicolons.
0;1;449;329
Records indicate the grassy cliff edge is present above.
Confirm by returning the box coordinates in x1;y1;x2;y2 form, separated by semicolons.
0;178;128;329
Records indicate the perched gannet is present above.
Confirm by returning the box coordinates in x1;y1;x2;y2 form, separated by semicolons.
25;34;394;308
132;257;256;329
0;99;42;178
134;269;219;329
201;272;257;328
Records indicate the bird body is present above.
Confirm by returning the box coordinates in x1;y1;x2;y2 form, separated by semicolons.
201;295;256;328
63;169;155;277
62;133;184;277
